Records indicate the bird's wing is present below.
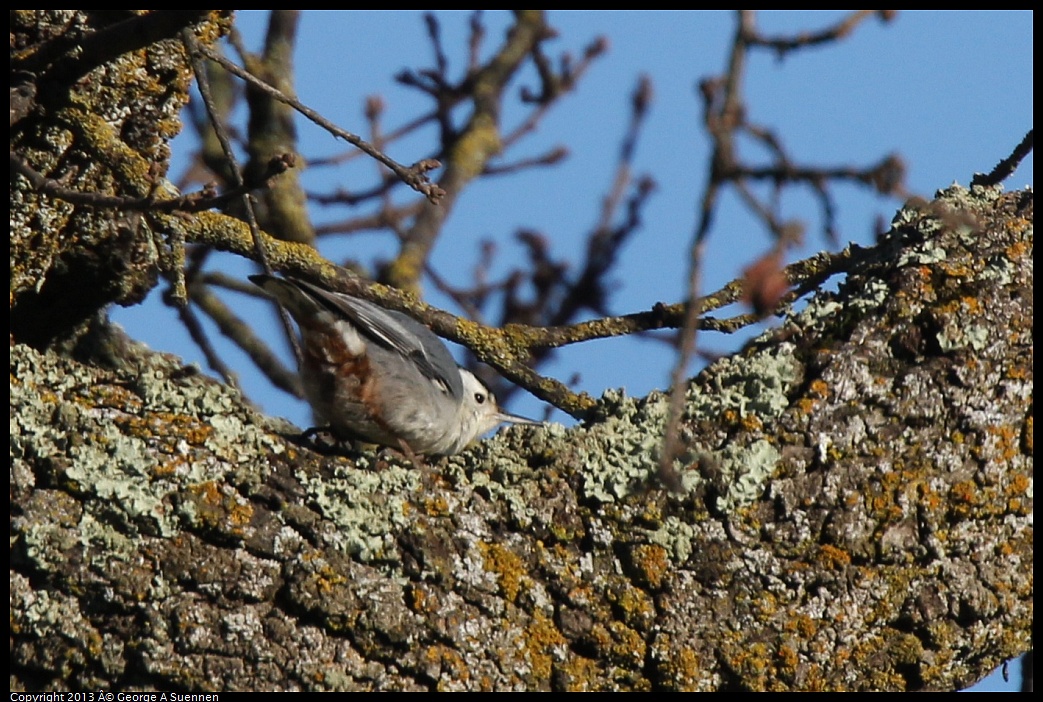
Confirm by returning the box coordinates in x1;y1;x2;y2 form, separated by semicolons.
280;276;463;399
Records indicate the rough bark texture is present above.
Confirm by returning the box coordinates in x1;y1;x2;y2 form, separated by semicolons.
11;11;228;349
11;184;1033;691
9;10;1032;693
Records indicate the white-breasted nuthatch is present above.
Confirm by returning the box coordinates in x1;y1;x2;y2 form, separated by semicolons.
250;274;539;455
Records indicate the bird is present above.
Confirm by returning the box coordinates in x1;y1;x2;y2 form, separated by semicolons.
250;274;538;455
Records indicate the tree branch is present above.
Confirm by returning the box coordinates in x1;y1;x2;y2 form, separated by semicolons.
11;185;1031;691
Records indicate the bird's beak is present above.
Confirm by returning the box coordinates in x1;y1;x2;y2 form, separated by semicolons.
497;410;542;426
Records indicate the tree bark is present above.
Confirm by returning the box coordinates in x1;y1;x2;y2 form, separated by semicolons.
9;10;1032;692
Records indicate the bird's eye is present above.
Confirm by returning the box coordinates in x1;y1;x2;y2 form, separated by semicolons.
474;392;486;405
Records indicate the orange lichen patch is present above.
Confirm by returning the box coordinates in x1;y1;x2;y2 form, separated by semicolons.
149;412;215;446
1005;472;1032;514
776;641;800;680
741;413;765;432
808;379;830;399
626;544;670;591
425;645;472;688
723;638;773;691
187;480;254;531
521;610;568;682
1005;237;1031;259
783;612;821;639
795;397;820;415
1006;472;1031;497
743;592;779;623
947;481;979;519
938;260;973;279
554;654;606;692
816;544;852;570
607;583;656;631
866;472;907;522
959;295;983;315
406;583;428;613
423;496;450;517
480;542;528;604
311;565;349;595
984;424;1021;463
652;634;704;691
609;620;647;667
915;481;943;511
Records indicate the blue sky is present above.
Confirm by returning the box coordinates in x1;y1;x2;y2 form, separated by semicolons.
113;11;1031;690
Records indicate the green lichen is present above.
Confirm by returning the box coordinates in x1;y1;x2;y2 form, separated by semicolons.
686;344;800;421
573;388;670;503
714;439;782;513
937;323;990;352
295;462;419;560
11;341;278;538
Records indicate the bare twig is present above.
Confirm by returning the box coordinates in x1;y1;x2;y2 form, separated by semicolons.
659;10;754;491
181;28;303;372
193;41;446;203
170;286;239;388
385;10;551;292
9;151;292;213
971;129;1034;187
190;279;303;398
743;10;895;57
502;36;609;148
658;10;905;489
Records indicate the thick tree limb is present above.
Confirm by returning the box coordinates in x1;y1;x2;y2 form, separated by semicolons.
10;186;1032;691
